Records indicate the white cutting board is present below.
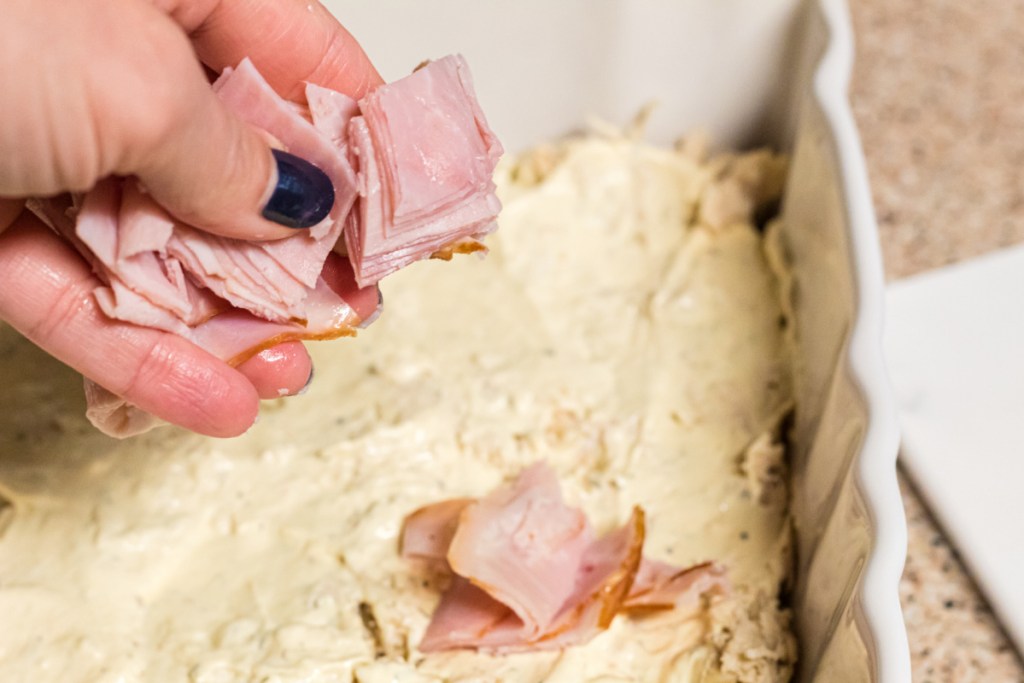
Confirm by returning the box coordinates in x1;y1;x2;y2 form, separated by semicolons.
885;244;1024;651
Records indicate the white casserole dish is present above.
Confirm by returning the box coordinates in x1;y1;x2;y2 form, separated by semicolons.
326;0;911;680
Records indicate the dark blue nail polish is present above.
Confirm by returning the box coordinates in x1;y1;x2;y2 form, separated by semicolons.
262;150;334;229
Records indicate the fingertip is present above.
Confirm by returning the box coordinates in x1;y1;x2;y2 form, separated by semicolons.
202;375;261;438
236;341;313;400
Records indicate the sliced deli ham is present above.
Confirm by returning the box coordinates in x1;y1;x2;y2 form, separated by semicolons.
399;497;474;567
623;559;729;613
344;55;503;287
78;251;379;437
420;506;646;654
446;463;593;639
27;54;502;438
213;58;357;248
399;463;728;654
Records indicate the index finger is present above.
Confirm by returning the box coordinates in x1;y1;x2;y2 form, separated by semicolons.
0;213;260;437
158;0;383;100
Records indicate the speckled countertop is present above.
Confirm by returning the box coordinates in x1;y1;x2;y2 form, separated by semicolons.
850;0;1024;680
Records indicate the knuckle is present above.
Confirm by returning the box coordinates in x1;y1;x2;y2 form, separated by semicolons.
119;337;233;426
118;337;182;401
24;274;97;349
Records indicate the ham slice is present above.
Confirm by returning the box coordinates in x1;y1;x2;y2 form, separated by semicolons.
213;59;357;248
81;253;379;438
446;463;594;640
28;55;501;437
30;189;378;438
398;497;474;568
624;559;728;613
344;55;503;286
29;191;378;355
400;463;728;654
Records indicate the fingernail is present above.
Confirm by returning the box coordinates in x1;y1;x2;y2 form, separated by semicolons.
296;364;315;396
262;150;334;229
357;289;384;329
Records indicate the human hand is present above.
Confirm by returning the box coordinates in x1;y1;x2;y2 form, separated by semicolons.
0;0;382;436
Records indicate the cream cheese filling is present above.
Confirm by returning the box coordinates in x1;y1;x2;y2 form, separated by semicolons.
0;130;795;682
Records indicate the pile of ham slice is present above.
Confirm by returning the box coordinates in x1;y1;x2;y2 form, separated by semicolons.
400;463;728;653
28;55;502;437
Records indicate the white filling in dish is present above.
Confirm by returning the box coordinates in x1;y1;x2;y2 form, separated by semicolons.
0;127;796;682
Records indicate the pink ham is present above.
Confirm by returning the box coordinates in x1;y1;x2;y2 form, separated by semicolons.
29;190;378;355
28;55;501;438
419;578;515;651
84;380;162;439
446;463;593;640
419;507;644;654
344;55;503;287
400;463;728;654
305;83;360;150
624;560;729;613
81;251;378;437
213;58;357;248
75;180;198;326
399;497;475;567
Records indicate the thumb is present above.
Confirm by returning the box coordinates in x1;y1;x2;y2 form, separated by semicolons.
120;29;333;241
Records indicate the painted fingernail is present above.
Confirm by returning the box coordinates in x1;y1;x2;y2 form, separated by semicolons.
296;364;315;396
262;150;334;229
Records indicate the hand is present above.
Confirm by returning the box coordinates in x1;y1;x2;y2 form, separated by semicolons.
0;0;382;437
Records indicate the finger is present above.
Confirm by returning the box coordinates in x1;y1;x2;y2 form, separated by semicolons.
0;212;259;437
157;0;384;99
100;2;334;241
236;341;313;399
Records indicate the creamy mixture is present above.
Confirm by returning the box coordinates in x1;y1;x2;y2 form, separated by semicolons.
0;129;796;682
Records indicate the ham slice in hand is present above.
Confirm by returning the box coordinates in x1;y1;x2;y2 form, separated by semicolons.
344;55;503;287
399;463;728;654
28;55;501;437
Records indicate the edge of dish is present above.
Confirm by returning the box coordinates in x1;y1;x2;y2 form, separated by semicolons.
812;1;911;680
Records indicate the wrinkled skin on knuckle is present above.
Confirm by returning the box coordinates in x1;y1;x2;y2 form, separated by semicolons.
120;336;250;434
5;246;97;348
27;283;97;351
118;338;187;403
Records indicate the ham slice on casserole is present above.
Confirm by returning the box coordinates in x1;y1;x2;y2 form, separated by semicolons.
400;463;729;654
28;55;502;437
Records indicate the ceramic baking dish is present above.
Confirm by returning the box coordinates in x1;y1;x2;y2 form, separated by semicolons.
326;0;911;680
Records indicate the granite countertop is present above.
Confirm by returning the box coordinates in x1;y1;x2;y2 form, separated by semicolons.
850;0;1024;680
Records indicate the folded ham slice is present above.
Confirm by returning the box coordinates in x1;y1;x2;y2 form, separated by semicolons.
27;54;502;437
446;463;594;641
399;497;474;568
400;463;728;654
344;55;503;287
